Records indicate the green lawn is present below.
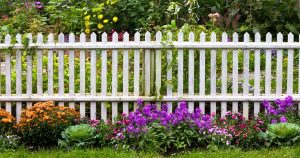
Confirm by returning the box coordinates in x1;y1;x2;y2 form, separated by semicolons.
1;147;300;158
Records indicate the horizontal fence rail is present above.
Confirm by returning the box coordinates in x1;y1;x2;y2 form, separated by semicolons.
0;31;299;122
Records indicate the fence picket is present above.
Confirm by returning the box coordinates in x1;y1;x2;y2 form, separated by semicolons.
101;33;108;121
58;33;65;106
155;31;162;109
188;32;195;113
90;33;97;119
276;33;283;96
299;35;300;116
243;33;250;119
79;33;86;118
199;32;206;113
232;32;239;113
5;34;11;113
287;33;294;95
16;34;22;122
265;33;272;113
210;32;216;114
123;32;129;114
221;32;228;117
178;32;184;107
26;34;33;108
145;32;151;96
167;32;173;113
134;32;140;111
254;33;261;116
68;33;75;109
37;33;43;96
112;32;118;120
48;34;54;96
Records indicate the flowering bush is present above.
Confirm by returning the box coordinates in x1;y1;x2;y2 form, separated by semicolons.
261;96;298;124
16;101;80;146
211;112;266;149
0;109;15;135
106;102;213;153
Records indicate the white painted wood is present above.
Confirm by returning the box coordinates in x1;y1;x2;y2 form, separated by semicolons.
265;33;272;113
221;32;228;117
90;32;97;119
134;32;140;111
199;32;206;113
276;33;283;96
254;33;261;116
299;34;300;116
68;33;75;109
26;34;33;108
155;31;162;109
177;31;184;107
232;32;239;113
5;34;11;113
58;33;65;106
101;33;108;121
210;32;217;114
167;32;173;113
37;33;43;96
48;34;54;96
188;32;195;113
123;32;129;114
80;33;86;118
243;33;250;119
112;32;118;119
16;34;22;122
145;32;151;96
287;33;294;95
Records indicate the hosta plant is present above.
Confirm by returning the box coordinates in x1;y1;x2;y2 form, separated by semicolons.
259;123;300;146
16;102;80;147
59;124;96;148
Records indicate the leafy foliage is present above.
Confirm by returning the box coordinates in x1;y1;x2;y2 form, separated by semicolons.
59;124;96;148
0;109;15;135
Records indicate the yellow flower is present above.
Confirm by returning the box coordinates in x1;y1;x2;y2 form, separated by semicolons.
85;21;90;27
85;29;90;34
103;19;108;23
98;14;103;19
84;15;90;21
97;23;104;29
113;17;118;22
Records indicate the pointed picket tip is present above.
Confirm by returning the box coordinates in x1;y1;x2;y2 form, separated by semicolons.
48;33;54;43
276;32;283;42
189;32;194;42
68;33;75;43
145;31;151;42
134;32;140;42
101;32;107;43
233;32;238;42
254;32;261;42
210;32;216;42
16;34;22;44
167;31;172;41
155;31;162;42
80;32;86;42
37;33;43;43
123;32;129;42
5;34;11;44
266;32;272;42
112;32;118;42
178;31;183;42
244;32;249;42
200;32;206;42
222;32;227;42
58;33;64;43
288;32;294;42
91;32;97;42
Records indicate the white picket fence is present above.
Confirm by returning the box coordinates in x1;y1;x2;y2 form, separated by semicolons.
0;31;299;122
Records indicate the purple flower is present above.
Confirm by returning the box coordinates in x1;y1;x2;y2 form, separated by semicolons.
137;98;143;106
262;100;270;109
279;116;288;123
35;1;41;5
271;119;278;124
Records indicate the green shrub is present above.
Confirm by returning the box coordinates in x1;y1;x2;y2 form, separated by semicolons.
59;124;96;148
0;109;16;135
259;123;300;147
0;134;20;152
